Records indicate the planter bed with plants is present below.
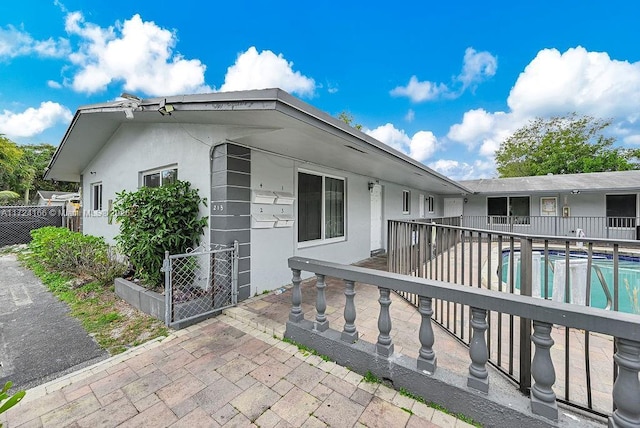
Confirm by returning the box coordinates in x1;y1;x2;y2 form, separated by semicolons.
19;227;168;355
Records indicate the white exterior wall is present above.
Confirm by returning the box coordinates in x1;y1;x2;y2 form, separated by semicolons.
250;151;371;294
80;126;459;296
376;182;444;250
81;123;220;244
249;151;450;294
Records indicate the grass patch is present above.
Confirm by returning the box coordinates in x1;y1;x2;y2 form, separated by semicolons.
19;251;168;355
280;337;333;362
363;371;382;384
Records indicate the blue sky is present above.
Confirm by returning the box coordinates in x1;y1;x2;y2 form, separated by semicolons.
1;1;639;180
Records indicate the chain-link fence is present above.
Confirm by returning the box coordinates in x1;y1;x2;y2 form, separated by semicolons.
164;242;238;328
0;206;64;247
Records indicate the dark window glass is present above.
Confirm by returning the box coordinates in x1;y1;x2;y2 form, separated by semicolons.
92;184;102;210
487;197;507;224
402;191;410;213
143;172;161;188
298;173;322;242
325;177;344;239
607;194;637;227
510;196;530;224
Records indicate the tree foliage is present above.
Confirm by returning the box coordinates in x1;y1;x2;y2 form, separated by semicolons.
338;111;363;130
0;136;24;193
495;113;640;177
111;180;208;288
0;137;76;201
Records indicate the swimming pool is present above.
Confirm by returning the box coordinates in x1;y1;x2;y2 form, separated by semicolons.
501;250;640;314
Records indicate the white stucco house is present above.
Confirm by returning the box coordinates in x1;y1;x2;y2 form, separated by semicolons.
45;88;471;301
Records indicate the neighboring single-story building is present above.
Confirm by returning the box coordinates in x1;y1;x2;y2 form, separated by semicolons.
36;190;79;207
458;171;640;239
45;88;471;300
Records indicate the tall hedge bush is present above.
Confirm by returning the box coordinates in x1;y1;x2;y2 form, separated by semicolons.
111;180;208;288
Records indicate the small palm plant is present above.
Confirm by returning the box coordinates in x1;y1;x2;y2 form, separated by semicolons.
0;381;25;427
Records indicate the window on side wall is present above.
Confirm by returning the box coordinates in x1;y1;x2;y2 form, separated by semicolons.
606;194;637;228
91;183;103;211
427;195;435;213
402;190;410;214
298;171;345;244
141;166;178;188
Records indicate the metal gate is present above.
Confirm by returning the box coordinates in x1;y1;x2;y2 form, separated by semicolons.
163;241;238;329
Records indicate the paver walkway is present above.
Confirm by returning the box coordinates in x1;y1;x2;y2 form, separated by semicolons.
1;311;471;428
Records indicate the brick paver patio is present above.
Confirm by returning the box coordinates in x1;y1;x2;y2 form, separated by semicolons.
1;260;474;427
2;255;608;427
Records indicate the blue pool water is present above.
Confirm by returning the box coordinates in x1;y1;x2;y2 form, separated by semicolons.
501;251;640;314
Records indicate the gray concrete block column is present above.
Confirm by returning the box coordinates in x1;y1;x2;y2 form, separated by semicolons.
211;143;251;301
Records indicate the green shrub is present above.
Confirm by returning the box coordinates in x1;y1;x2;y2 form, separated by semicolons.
28;227;126;285
0;381;25;426
111;180;208;288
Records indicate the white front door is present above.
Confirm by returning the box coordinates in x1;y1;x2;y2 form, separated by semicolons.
419;194;425;217
444;198;463;217
370;184;383;251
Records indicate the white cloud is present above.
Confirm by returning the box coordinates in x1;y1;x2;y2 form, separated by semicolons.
390;76;449;102
365;123;436;163
47;80;63;89
458;47;498;90
219;47;316;97
624;134;640;145
404;109;415;122
507;46;640;120
447;46;640;169
390;47;497;102
0;102;73;138
428;159;495;180
0;25;70;59
64;12;210;96
409;131;437;161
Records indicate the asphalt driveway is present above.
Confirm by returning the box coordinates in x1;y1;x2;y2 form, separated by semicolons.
0;253;108;391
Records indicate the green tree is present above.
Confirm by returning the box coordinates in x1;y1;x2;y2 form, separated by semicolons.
0;137;76;203
21;144;77;194
0;136;24;193
338;111;363;130
495;113;640;177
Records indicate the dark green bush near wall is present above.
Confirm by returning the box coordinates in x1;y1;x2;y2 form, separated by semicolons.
28;227;127;285
111;180;208;289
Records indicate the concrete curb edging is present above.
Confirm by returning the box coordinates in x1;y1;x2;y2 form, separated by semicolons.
114;277;165;322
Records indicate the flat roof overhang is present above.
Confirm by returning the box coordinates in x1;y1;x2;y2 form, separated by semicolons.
46;89;471;195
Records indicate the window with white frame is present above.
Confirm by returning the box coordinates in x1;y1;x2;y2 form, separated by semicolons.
606;194;637;228
487;196;530;224
91;183;103;211
402;190;410;214
298;171;345;243
427;195;435;213
141;166;178;188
